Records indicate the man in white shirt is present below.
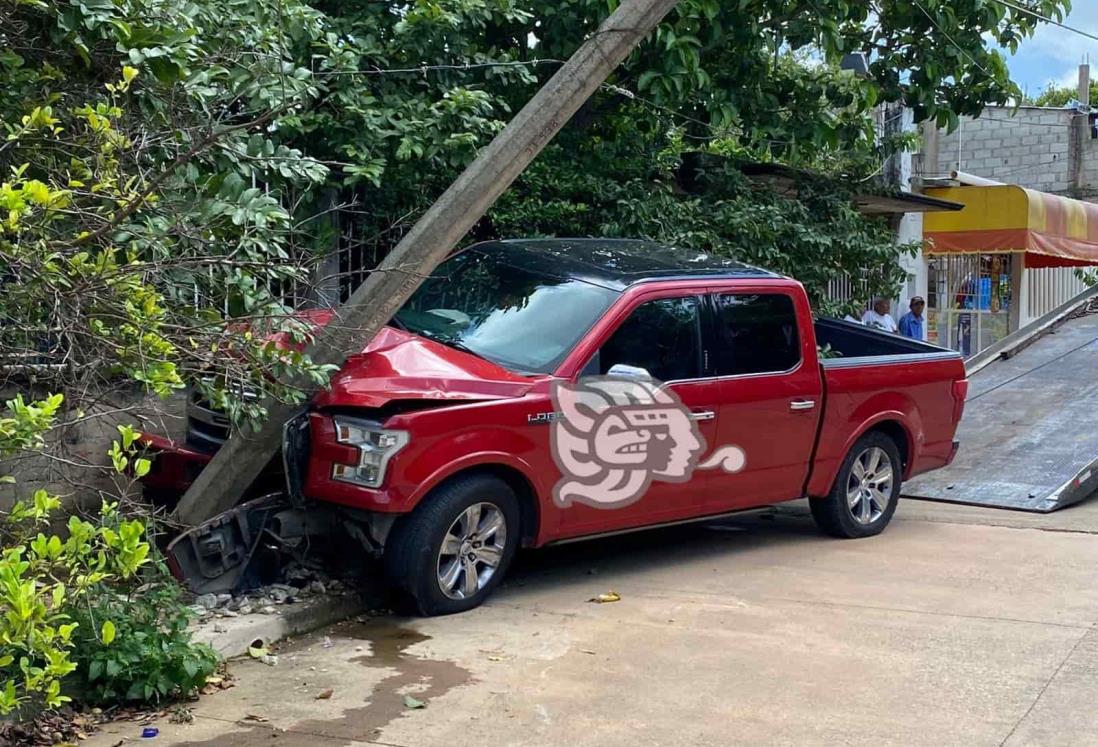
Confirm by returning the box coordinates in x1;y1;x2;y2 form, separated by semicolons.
861;297;898;333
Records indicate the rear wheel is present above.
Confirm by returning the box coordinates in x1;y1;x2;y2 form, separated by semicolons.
810;431;902;539
384;474;519;616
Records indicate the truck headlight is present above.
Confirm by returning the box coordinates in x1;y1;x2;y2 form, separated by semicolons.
330;416;409;488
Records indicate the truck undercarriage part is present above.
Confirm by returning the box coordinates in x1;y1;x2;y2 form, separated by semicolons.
167;493;337;595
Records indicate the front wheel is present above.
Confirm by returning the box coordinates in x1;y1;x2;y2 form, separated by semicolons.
384;474;520;616
810;431;902;539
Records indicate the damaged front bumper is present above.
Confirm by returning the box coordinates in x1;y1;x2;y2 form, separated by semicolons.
165;492;343;595
161;412;398;595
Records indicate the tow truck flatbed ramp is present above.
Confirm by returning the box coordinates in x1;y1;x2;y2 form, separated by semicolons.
904;305;1098;513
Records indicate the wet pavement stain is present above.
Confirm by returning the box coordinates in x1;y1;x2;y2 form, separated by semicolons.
174;622;472;747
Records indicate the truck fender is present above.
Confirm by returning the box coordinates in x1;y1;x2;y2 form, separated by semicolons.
399;431;555;543
809;394;922;496
408;451;542;503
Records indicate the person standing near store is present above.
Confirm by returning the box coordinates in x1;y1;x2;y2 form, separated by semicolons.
898;296;926;340
861;297;898;333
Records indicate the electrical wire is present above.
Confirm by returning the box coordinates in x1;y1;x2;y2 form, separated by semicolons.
912;0;994;78
967;332;1098;402
977;113;1087;129
312;59;566;76
989;0;1098;45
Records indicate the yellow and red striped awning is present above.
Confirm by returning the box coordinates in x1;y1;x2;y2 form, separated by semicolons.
924;185;1098;268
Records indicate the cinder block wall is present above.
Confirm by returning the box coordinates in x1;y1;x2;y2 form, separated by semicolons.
1081;131;1098;196
934;106;1075;193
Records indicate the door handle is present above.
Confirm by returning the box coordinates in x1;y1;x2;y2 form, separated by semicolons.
690;410;716;421
789;400;816;412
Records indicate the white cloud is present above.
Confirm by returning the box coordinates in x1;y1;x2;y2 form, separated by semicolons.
1024;7;1098;66
1007;4;1098;94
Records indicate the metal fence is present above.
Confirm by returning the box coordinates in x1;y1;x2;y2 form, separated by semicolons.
1026;266;1090;322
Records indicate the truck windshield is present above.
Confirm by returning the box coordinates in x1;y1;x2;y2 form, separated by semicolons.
393;249;619;374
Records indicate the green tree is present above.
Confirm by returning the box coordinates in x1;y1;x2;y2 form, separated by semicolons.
291;0;1069;314
0;0;540;422
488;123;910;316
1031;82;1098;108
527;0;1071;162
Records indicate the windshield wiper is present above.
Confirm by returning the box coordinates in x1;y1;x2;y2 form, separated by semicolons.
409;327;482;358
437;337;482;358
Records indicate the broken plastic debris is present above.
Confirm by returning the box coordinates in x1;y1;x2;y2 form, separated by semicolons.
260;654;278;666
141;727;159;739
586;591;621;604
321;636;333;648
403;695;426;709
316;689;334;700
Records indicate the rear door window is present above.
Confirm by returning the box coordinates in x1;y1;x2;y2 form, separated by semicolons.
712;293;800;376
595;297;703;381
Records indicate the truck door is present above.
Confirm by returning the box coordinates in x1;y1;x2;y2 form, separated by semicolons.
556;293;721;537
704;289;823;510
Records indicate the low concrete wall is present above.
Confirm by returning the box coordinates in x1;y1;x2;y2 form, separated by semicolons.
0;386;186;512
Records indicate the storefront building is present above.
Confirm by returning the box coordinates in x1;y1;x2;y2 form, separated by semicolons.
922;185;1097;356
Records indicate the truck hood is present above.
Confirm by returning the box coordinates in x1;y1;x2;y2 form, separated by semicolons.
313;326;536;409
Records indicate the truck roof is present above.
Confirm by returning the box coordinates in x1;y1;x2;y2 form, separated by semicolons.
468;239;780;290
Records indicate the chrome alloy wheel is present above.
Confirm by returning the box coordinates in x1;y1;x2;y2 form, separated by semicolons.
847;446;894;525
436;502;507;600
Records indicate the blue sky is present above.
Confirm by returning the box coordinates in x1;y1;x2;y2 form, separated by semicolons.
1008;4;1098;97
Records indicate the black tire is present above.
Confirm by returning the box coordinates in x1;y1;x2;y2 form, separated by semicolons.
384;473;520;616
810;431;902;539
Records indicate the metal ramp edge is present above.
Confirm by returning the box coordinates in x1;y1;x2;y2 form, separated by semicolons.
903;285;1098;513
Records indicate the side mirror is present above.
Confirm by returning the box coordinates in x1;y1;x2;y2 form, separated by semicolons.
607;363;653;380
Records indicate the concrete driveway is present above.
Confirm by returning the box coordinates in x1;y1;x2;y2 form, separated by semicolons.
89;498;1098;747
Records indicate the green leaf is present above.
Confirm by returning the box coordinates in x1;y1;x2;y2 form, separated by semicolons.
637;70;659;92
126;680;144;701
133;458;151;478
101;620;116;645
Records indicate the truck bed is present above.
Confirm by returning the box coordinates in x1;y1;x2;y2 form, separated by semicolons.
805;318;966;498
814;317;959;362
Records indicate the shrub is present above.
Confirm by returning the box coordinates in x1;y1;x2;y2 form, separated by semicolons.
68;563;219;704
0;398;218;714
0;492;150;714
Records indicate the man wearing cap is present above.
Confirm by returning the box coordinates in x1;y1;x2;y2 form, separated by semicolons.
898;296;926;340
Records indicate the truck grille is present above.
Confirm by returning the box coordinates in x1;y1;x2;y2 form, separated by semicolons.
185;390;231;453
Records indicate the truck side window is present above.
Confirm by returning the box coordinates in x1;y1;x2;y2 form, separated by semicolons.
713;294;800;376
596;297;702;381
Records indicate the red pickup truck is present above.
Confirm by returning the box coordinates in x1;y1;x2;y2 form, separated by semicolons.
146;239;967;615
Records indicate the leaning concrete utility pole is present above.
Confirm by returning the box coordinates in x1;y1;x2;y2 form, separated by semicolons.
174;0;681;526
